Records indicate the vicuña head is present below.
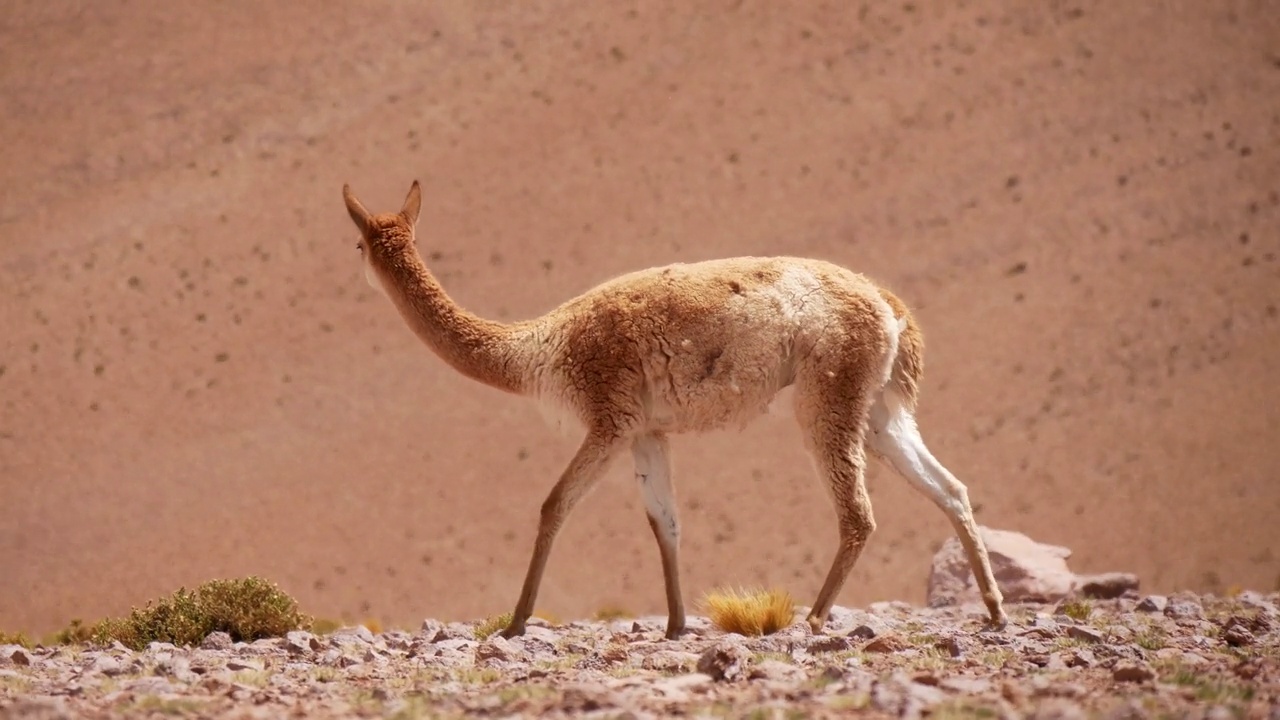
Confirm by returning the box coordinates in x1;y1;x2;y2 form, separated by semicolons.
340;180;1009;641
343;180;422;299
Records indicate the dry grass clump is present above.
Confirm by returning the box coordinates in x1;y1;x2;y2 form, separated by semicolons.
593;605;634;622
0;630;32;648
88;577;310;649
701;587;796;636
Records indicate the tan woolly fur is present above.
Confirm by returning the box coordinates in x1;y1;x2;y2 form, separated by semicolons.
342;181;1008;640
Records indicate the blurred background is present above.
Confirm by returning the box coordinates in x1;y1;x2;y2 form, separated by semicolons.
1;1;1277;635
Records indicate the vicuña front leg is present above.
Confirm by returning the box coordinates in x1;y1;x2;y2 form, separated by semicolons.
867;394;1007;629
502;431;623;639
632;432;685;639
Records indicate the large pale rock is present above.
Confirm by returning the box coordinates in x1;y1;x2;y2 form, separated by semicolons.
927;527;1139;607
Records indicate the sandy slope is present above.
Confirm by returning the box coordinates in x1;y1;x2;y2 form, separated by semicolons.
1;1;1278;635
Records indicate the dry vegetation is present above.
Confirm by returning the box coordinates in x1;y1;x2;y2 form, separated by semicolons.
1;577;310;651
701;587;797;637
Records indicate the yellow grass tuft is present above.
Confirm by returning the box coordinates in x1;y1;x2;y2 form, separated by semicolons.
532;609;562;626
474;612;513;641
701;586;796;636
593;605;634;622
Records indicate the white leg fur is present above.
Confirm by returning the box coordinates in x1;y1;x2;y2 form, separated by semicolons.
633;434;679;550
867;390;1007;625
631;433;686;638
867;391;965;517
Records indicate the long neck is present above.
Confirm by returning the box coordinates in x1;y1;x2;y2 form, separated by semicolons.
374;251;529;395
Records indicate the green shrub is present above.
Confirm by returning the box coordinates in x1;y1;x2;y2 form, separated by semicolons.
48;619;93;645
89;577;310;649
1056;598;1093;622
474;612;513;641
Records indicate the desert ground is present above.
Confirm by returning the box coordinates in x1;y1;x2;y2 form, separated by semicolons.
1;0;1278;643
3;593;1280;718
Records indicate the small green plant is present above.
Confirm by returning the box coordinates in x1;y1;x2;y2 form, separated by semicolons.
455;667;502;684
1057;598;1093;622
47;619;94;645
701;587;795;636
88;577;310;649
474;612;513;641
0;630;32;648
1133;626;1168;651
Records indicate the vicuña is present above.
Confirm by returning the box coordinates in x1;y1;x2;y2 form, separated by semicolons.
342;181;1007;639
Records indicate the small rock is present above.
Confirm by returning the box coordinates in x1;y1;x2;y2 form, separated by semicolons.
573;645;628;671
514;635;557;662
1135;595;1167;613
1045;653;1069;671
750;659;805;682
1031;614;1062;631
641;650;699;673
476;636;523;664
935;635;968;658
330;626;375;645
1066;649;1096;668
1075;572;1140;599
201;632;233;650
1223;625;1254;647
1;646;31;667
1163;595;1203;621
805;635;854;653
520;625;560;646
1112;659;1155;683
418;619;443;638
697;640;753;682
89;655;124;677
284;631;322;654
1065;625;1105;644
382;631;413;651
862;633;910;653
435;638;477;654
847;616;894;640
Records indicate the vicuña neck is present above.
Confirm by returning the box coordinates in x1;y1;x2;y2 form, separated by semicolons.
375;252;528;395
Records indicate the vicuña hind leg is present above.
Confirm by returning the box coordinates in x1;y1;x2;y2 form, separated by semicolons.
795;381;877;633
867;392;1008;629
503;430;624;638
632;432;685;639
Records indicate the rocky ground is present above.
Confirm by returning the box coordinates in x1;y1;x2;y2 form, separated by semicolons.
2;592;1277;719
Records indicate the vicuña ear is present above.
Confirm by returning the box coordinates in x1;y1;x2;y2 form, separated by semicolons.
400;180;422;227
343;184;374;236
